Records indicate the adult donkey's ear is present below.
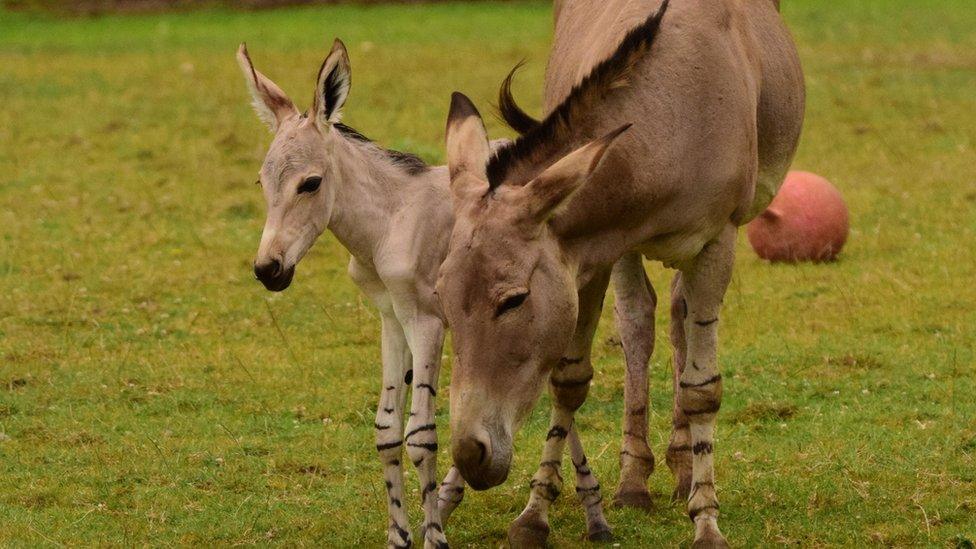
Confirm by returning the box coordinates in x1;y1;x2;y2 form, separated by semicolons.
445;92;490;200
236;43;298;132
521;123;631;222
312;39;352;128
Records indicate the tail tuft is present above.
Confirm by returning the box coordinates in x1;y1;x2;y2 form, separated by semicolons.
497;62;541;135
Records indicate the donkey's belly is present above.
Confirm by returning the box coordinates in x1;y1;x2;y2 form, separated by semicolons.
742;0;806;222
637;229;716;269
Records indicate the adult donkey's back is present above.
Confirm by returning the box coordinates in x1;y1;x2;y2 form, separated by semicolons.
439;0;804;546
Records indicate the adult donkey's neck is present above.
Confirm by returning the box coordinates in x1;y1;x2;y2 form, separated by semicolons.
326;125;448;265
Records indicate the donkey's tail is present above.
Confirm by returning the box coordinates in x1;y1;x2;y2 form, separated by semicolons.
486;0;670;189
497;62;541;136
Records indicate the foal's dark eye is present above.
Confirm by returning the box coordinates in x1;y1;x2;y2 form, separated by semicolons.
297;176;322;194
495;292;529;318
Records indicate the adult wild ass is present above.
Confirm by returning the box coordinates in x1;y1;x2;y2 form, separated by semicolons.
438;0;804;547
236;40;661;547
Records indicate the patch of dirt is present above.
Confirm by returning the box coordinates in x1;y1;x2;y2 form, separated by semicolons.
824;354;885;370
277;462;329;477
729;401;798;424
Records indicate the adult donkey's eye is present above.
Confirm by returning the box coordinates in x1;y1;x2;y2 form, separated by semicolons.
495;292;529;318
297;176;322;194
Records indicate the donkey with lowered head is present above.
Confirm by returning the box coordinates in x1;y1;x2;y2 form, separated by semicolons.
237;39;662;547
438;0;804;546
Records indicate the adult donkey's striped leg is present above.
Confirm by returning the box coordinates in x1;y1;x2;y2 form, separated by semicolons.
677;225;735;549
376;312;414;549
610;252;658;510
667;272;693;501
508;269;612;547
436;467;465;523
568;428;612;541
403;315;449;549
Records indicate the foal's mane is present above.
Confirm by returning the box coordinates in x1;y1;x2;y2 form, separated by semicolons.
487;0;670;190
334;123;429;176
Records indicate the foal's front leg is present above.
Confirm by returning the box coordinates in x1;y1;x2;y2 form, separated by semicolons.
677;225;735;549
508;270;612;547
375;312;414;548
402;314;449;549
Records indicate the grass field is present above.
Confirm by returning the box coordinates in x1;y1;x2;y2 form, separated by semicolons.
1;1;975;546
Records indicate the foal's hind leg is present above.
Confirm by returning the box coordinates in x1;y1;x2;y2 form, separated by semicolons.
610;252;658;511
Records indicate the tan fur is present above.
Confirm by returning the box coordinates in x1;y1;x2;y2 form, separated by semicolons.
239;39;661;548
438;1;805;546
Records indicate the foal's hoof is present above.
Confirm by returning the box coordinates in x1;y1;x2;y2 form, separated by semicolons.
507;516;549;548
586;524;613;543
613;489;653;512
691;527;729;549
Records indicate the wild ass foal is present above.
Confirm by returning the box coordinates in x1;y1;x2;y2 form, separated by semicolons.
236;40;658;547
438;0;804;547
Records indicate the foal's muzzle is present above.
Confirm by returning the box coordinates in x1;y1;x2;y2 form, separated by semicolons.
254;258;295;292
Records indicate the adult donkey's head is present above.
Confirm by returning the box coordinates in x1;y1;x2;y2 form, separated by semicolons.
436;92;628;489
237;40;351;291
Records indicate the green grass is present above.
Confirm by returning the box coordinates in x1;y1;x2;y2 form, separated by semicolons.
1;1;975;546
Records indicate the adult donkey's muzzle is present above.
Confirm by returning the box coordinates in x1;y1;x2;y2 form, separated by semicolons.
452;427;511;490
254;258;295;292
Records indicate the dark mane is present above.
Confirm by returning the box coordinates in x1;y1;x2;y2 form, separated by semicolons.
486;0;670;190
335;122;429;176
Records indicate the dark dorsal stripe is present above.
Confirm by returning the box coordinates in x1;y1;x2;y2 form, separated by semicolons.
334;123;429;176
486;0;670;190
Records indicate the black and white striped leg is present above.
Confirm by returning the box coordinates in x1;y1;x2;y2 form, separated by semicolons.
508;269;611;548
377;314;413;549
507;408;573;548
678;225;734;549
404;317;448;549
436;467;465;523
568;429;612;541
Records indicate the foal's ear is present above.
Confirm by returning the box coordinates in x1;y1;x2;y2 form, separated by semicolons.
445;92;490;199
522;124;631;222
313;39;352;128
236;43;298;132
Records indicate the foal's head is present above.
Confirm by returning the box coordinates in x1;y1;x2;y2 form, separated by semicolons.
237;40;352;291
436;93;627;489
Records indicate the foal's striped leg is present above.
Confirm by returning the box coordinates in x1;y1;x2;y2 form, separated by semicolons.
403;316;448;549
678;225;735;549
610;252;658;510
507;269;612;547
376;313;413;549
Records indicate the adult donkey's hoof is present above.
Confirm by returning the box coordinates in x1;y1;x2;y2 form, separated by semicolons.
671;476;692;503
691;522;729;549
507;515;549;548
613;488;653;512
586;524;613;542
691;533;730;549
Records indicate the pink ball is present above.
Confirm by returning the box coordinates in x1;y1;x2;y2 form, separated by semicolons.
747;171;849;262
